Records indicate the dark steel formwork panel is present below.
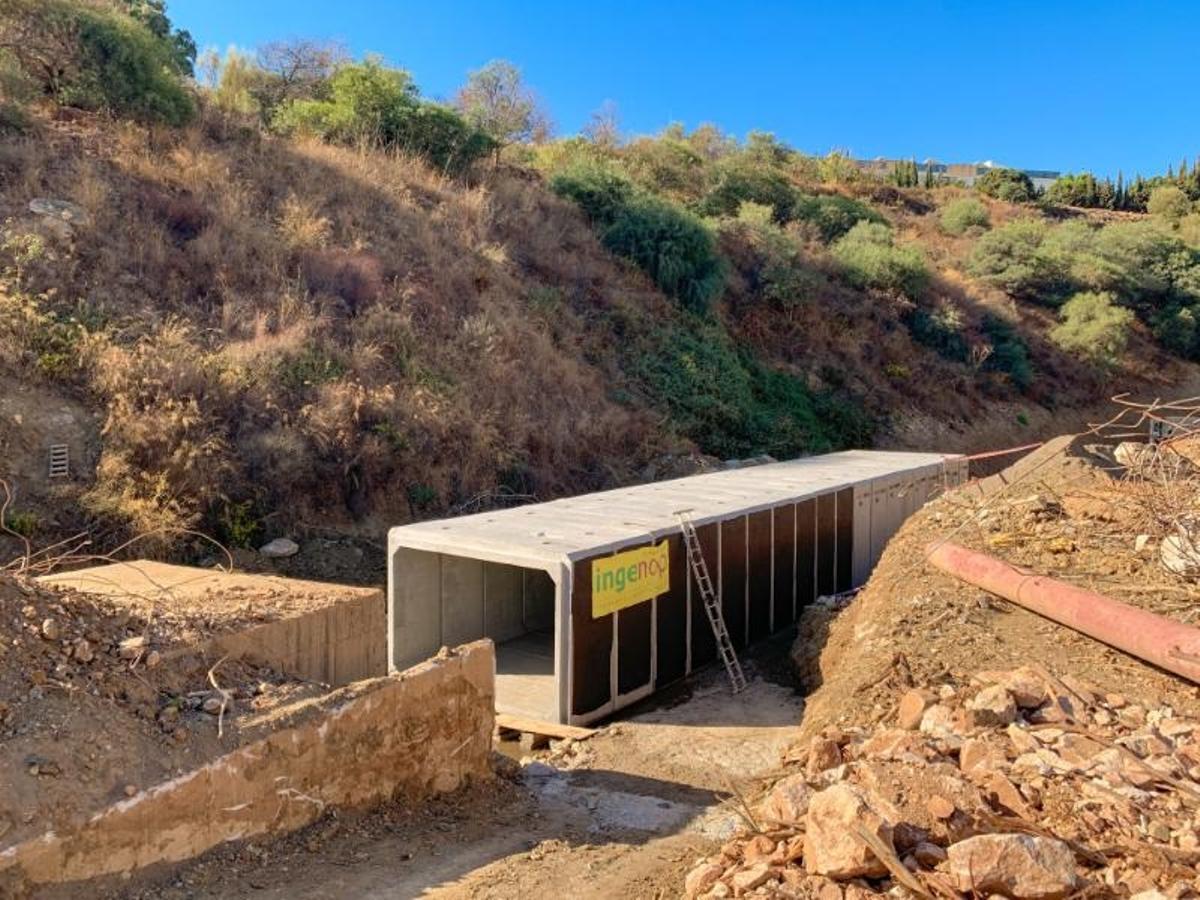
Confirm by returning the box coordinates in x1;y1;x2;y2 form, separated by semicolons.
571;557;612;718
720;516;748;648
617;586;653;696
796;499;816;612
689;523;720;669
816;493;837;597
835;488;854;593
772;504;796;629
747;510;773;643
655;534;688;689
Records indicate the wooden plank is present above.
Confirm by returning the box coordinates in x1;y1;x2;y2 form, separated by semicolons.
495;713;596;741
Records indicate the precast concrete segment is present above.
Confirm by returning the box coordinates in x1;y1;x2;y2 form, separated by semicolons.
388;451;967;725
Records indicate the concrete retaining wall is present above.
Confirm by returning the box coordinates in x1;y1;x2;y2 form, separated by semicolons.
207;589;387;687
0;640;494;892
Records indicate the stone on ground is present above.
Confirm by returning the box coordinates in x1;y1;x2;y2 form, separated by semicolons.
804;782;898;879
259;537;300;558
948;833;1078;899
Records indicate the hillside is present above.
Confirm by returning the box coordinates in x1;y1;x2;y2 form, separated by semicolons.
1;10;1199;562
1;107;1194;562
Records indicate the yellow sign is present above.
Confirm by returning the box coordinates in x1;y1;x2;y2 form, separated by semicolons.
591;541;670;618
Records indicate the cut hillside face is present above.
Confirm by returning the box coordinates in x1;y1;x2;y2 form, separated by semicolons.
685;433;1200;897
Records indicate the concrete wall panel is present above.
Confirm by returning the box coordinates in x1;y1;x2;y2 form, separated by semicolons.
483;562;524;643
655;534;688;688
816;493;837;597
523;569;555;632
771;504;796;628
720;517;748;648
441;556;484;648
391;547;442;670
747;510;773;642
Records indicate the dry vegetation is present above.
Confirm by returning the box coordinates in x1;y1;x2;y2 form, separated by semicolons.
0;104;1194;559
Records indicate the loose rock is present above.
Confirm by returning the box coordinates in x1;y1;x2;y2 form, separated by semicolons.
804;782;898;879
948;833;1078;899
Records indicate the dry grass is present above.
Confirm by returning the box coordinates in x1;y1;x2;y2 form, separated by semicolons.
0;107;1191;549
0;109;667;540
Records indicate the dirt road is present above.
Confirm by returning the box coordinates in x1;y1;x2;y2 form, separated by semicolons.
118;644;803;900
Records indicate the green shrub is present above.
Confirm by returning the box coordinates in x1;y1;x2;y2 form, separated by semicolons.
1148;184;1192;224
939;198;990;235
272;58;495;173
981;314;1033;391
278;346;347;392
1044;173;1112;208
3;508;37;538
621;316;873;458
1153;304;1200;358
967;218;1067;302
1050;291;1135;368
791;193;885;242
217;500;261;549
549;163;635;224
552;164;725;312
975;167;1036;203
697;164;796;223
831;221;928;297
0;0;194;125
601;196;725;313
907;304;969;361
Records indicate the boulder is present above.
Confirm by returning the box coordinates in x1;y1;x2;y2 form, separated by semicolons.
259;537;300;558
897;689;935;730
757;773;812;825
685;861;724;899
1113;441;1151;469
804;783;899;879
948;834;1078;899
806;738;843;777
729;862;773;894
995;668;1049;709
959;738;1006;777
968;685;1018;727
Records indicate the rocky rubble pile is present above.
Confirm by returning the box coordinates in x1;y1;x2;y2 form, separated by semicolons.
685;666;1200;898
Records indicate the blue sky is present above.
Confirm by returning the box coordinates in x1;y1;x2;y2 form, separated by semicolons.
172;1;1196;179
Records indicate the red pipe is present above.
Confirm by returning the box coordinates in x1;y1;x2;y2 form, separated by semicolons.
926;540;1200;685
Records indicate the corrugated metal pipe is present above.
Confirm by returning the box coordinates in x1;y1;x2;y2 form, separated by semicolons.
925;540;1200;686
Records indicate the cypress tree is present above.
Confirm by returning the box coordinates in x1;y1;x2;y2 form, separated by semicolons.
1115;170;1124;209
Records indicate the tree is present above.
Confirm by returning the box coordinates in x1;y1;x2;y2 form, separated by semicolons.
117;0;195;75
583;99;620;150
1050;291;1135;369
975;167;1036;203
272;58;495;174
0;0;193;124
1148;184;1191;223
453;59;550;149
253;39;346;112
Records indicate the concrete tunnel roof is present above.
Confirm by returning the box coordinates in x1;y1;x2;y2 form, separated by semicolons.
388;450;962;571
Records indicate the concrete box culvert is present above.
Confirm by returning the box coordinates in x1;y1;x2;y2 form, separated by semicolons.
387;451;968;726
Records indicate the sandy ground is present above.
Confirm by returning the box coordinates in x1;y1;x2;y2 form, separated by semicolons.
113;641;805;900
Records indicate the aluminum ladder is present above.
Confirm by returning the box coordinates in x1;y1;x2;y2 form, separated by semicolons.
675;509;747;694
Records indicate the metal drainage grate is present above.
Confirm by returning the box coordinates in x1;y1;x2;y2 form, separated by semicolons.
48;444;69;479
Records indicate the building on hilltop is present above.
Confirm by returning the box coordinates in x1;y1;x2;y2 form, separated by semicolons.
857;157;1060;191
